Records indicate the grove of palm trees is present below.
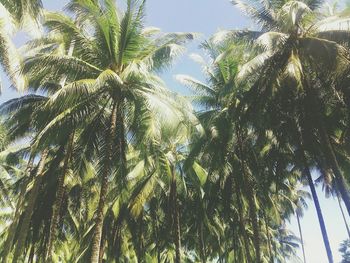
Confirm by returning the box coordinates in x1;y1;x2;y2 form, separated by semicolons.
1;0;350;262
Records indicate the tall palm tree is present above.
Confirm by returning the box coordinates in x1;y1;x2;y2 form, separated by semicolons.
223;0;350;217
2;0;349;261
0;23;78;261
127;95;197;262
294;187;310;263
20;1;195;261
178;39;262;262
12;148;48;262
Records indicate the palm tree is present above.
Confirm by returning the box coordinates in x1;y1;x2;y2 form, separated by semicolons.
0;25;78;261
294;186;310;263
12;148;49;262
338;196;350;239
314;161;350;240
20;1;195;261
127;95;197;262
254;87;335;263
2;0;349;261
224;0;350;217
178;39;262;262
178;40;258;262
209;1;350;261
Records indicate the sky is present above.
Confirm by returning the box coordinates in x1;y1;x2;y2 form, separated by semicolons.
0;1;349;262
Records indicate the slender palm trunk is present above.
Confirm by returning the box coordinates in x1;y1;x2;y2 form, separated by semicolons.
200;223;206;263
169;165;181;263
174;198;181;263
151;202;161;263
230;220;236;262
304;164;333;263
90;102;118;263
45;134;74;261
296;213;307;263
337;195;350;239
234;179;251;263
245;185;260;263
157;247;161;263
318;122;350;217
296;107;334;262
28;245;35;263
273;242;277;260
44;39;75;262
98;238;105;263
2;156;34;262
89;164;109;263
137;212;144;262
13;149;49;262
170;166;181;263
237;129;261;263
263;212;273;263
305;84;350;217
114;224;122;259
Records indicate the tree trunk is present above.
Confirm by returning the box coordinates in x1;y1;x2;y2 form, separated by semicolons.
245;185;260;263
230;221;236;262
44;39;75;261
157;247;161;263
273;242;277;261
2;155;34;262
89;171;108;263
28;244;35;263
263;212;273;263
171;167;181;263
234;179;251;263
113;224;122;259
337;195;350;239
304;163;333;263
153;209;161;263
137;212;144;262
13;149;49;262
173;180;181;263
295;111;334;262
45;134;74;261
318;122;350;217
305;83;350;217
46;41;76;260
90;103;118;263
237;129;261;263
150;199;161;263
296;213;307;263
200;223;206;263
98;239;105;263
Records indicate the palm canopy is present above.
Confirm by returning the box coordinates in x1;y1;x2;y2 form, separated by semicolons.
221;0;350;89
20;1;195;142
2;0;350;262
3;0;196;149
0;0;196;262
220;0;350;216
0;0;42;26
14;0;195;262
176;38;305;262
0;0;43;92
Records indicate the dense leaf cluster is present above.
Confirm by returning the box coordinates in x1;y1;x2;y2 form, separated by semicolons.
0;0;350;262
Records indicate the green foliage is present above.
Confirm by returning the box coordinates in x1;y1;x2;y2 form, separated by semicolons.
0;0;350;262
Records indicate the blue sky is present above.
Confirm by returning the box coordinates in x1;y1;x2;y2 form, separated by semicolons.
1;1;348;262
